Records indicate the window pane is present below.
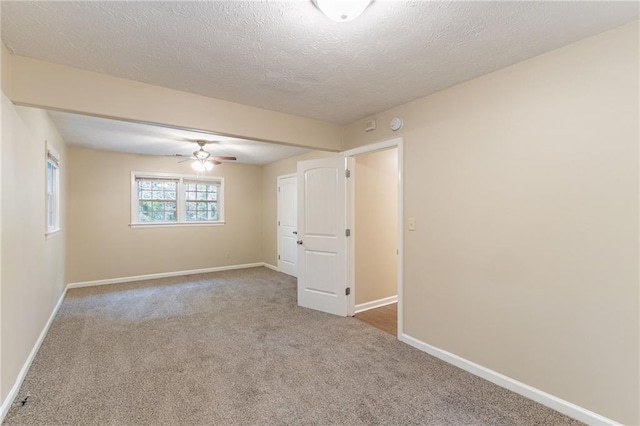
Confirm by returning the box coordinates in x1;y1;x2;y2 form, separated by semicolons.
46;163;53;193
139;201;153;221
139;201;152;214
183;181;219;222
47;195;53;226
46;159;59;231
136;178;180;222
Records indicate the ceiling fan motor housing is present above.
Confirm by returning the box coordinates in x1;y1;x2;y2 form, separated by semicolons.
194;148;211;159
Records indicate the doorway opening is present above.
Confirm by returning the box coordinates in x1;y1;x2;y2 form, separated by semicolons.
293;138;403;326
345;139;403;337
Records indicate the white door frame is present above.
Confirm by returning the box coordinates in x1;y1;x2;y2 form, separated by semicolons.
342;137;404;336
277;173;297;276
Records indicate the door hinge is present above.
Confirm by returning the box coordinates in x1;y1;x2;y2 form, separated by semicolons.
345;229;351;237
278;221;280;226
278;187;281;192
345;169;351;178
346;287;351;296
278;255;280;260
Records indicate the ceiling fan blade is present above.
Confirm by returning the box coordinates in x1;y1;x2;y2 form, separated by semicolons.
212;156;237;161
178;155;200;163
212;160;222;165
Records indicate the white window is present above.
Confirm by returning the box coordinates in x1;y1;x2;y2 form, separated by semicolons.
184;180;220;222
136;177;178;223
46;146;60;235
131;172;224;226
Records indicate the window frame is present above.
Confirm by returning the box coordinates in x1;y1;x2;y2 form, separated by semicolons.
45;143;61;237
130;171;225;228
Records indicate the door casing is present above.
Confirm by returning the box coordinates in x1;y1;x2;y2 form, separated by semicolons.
343;138;404;337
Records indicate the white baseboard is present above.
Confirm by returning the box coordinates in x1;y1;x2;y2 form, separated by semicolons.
262;263;280;272
66;262;266;289
355;295;397;313
398;333;620;426
0;288;67;423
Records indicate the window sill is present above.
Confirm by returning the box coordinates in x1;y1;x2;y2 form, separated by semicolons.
129;221;226;229
45;229;61;239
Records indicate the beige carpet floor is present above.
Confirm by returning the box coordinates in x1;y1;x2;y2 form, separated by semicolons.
4;267;582;425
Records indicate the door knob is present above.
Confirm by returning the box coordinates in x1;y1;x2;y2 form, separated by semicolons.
297;240;303;245
293;231;298;235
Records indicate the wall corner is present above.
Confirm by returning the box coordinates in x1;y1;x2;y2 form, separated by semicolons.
1;42;13;99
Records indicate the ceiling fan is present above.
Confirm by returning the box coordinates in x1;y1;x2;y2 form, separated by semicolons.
179;140;237;172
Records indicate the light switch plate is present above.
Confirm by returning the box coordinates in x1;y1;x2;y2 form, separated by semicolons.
408;217;416;231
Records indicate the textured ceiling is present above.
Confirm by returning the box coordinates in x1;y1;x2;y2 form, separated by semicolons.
47;111;311;165
2;1;637;125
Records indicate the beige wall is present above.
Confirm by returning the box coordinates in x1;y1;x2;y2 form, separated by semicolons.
9;55;343;152
261;150;336;267
66;147;262;283
1;100;67;402
354;148;397;305
344;22;639;424
1;43;11;98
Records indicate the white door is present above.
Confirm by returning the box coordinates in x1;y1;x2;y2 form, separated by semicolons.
277;174;297;277
297;157;348;317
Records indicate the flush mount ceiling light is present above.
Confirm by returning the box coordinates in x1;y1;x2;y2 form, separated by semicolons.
312;0;373;22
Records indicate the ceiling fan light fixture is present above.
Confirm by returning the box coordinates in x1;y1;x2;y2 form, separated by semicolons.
191;160;214;172
194;149;210;160
313;0;372;22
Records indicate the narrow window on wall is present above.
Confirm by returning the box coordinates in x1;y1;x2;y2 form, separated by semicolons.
46;145;61;235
